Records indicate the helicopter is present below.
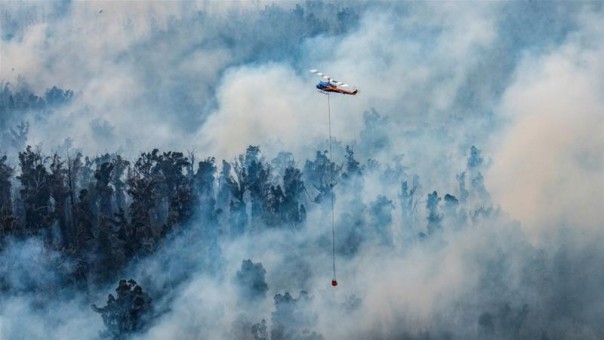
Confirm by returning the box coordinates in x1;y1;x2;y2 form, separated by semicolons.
310;69;358;95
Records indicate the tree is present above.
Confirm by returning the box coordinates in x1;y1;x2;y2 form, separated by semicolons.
152;151;195;230
303;150;340;204
467;146;491;206
17;146;51;236
0;155;13;212
44;86;74;107
49;154;69;248
92;279;153;339
111;155;129;213
263;185;285;227
230;316;268;340
127;151;160;254
94;215;118;282
271;291;323;340
195;157;217;220
343;145;362;179
95;161;115;219
112;208;133;262
442;193;466;230
369;195;394;246
426;191;442;235
219;160;247;237
282;167;306;226
71;188;95;282
235;146;270;228
456;171;470;204
74;189;95;247
64;152;82;248
235;259;269;302
0;155;16;241
400;175;420;237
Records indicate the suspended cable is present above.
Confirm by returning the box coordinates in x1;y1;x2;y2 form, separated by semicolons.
327;94;337;287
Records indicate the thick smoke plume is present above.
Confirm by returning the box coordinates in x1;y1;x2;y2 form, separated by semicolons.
1;1;603;340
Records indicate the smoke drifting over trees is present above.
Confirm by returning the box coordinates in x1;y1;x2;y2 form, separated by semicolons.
1;1;603;340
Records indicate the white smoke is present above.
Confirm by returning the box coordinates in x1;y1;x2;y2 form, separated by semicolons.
487;8;604;240
1;2;603;339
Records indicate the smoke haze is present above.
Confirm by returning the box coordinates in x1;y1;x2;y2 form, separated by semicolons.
1;1;603;339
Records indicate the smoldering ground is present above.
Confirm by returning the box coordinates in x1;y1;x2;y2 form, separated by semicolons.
1;1;603;339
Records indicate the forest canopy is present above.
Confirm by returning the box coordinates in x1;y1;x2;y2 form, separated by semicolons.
1;1;603;339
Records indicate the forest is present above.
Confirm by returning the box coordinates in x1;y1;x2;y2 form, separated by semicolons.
2;1;604;340
0;140;495;339
1;101;591;339
1;81;517;339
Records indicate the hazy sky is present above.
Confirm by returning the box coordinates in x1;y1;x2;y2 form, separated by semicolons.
1;1;603;339
3;2;601;231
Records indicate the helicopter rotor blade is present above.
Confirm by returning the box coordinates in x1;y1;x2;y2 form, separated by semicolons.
310;69;330;79
310;69;355;88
